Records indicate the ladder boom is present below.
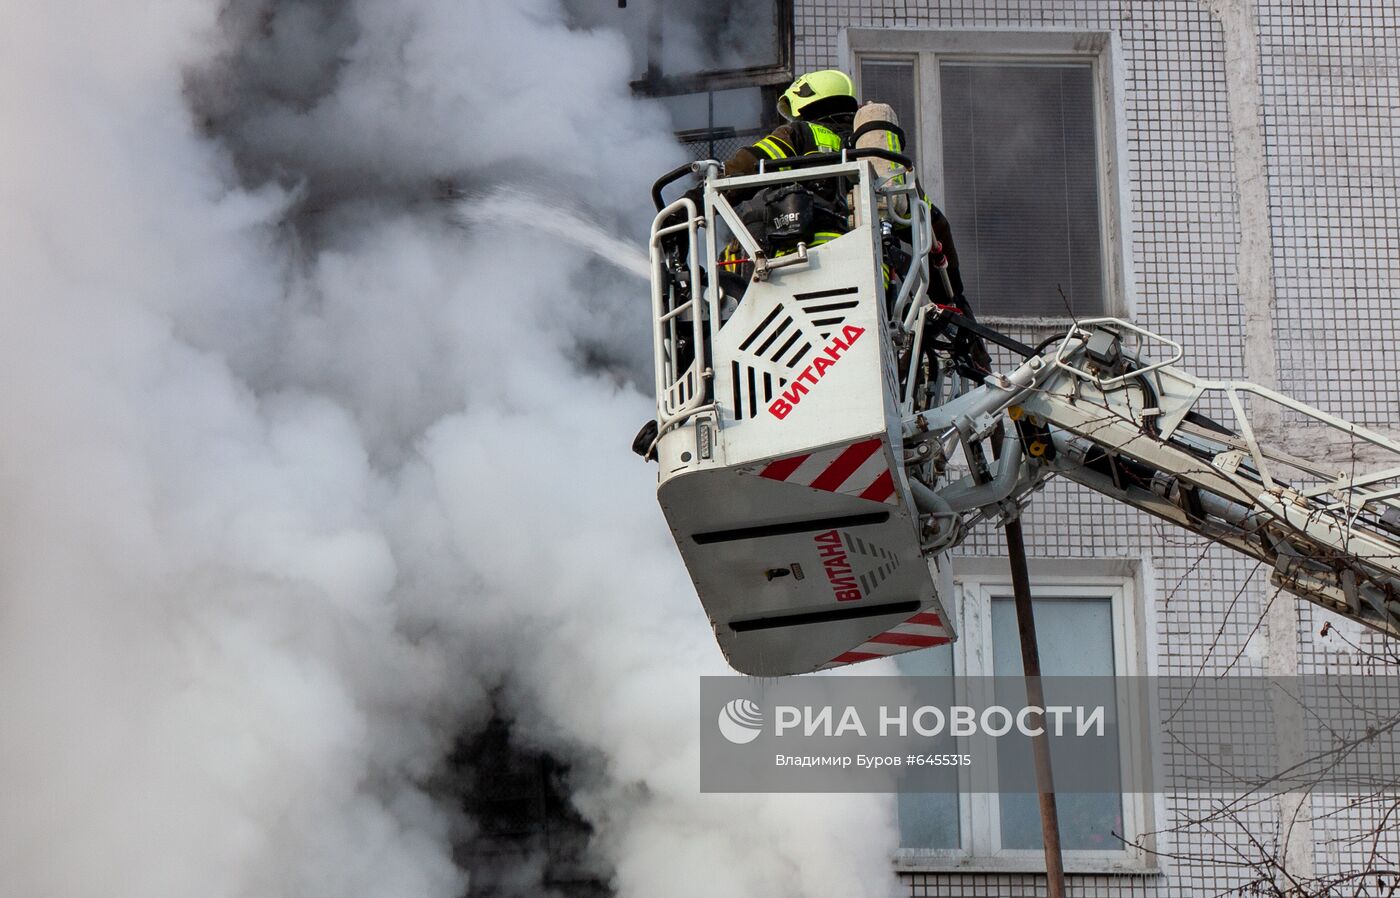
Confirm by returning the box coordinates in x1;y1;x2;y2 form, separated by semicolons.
912;318;1400;640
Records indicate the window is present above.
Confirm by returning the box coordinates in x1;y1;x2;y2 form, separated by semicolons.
989;594;1120;854
567;0;793;93
940;63;1103;317
858;58;920;164
660;86;778;163
599;0;791;163
894;572;1154;873
850;30;1130;321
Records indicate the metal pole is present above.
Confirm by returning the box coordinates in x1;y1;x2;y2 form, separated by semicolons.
1004;518;1068;898
707;89;715;162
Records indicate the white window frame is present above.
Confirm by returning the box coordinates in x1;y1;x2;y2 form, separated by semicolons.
894;562;1158;875
843;28;1137;326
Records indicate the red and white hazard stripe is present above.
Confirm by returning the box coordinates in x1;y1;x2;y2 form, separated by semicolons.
820;611;951;668
755;437;897;504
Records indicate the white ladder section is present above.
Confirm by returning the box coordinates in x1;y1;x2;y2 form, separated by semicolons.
908;318;1400;640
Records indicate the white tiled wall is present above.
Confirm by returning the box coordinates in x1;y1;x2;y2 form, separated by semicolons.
1261;1;1400;430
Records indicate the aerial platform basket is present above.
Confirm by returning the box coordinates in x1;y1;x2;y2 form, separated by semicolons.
647;154;956;677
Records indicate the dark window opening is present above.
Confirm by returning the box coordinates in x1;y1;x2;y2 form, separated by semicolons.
443;717;611;898
662;84;783;162
565;0;793;95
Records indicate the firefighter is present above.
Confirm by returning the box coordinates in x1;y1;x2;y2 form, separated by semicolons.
716;69;859;258
724;69;860;178
734;71;990;377
722;70;968;303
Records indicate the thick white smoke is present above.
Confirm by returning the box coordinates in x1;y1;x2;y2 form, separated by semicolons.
0;1;900;896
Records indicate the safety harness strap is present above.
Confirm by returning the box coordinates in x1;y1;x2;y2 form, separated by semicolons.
849;120;907;152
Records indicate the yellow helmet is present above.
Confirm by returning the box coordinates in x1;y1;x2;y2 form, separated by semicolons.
777;69;857;121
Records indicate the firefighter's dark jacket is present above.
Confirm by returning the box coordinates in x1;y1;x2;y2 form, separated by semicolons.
723;115;855;178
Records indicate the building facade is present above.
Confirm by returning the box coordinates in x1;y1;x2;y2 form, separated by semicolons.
770;1;1396;895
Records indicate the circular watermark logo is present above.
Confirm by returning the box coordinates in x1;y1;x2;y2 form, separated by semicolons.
717;699;764;745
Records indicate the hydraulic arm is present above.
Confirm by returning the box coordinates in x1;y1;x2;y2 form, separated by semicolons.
908;317;1400;640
